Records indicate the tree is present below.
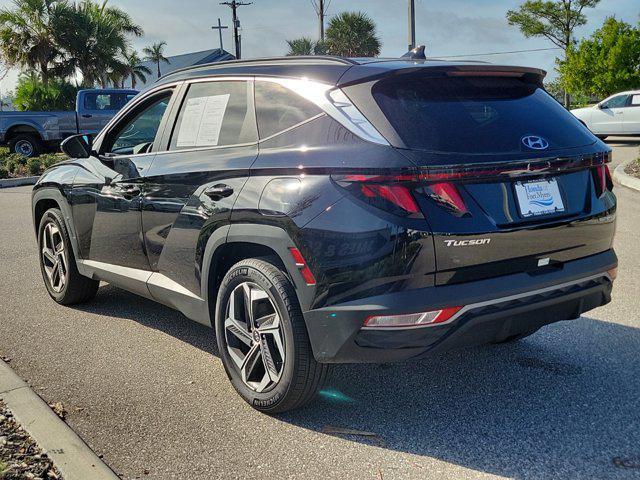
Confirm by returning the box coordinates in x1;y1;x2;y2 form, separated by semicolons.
143;41;170;78
325;12;381;57
507;0;600;106
14;73;78;111
286;37;327;56
121;51;151;89
0;0;70;83
54;0;143;87
560;17;640;98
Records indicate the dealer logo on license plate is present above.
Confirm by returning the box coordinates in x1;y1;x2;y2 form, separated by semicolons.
515;178;565;217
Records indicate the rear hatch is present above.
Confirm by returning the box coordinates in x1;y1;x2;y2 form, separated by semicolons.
343;66;616;285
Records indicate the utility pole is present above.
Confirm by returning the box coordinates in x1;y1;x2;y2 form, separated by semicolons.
408;0;416;51
311;0;329;42
211;18;229;51
318;0;325;41
220;1;252;59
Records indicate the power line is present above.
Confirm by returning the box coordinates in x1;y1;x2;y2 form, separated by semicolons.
438;47;562;58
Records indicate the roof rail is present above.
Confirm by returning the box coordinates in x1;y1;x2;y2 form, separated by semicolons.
158;55;357;82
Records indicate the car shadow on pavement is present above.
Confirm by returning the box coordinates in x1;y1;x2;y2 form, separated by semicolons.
606;138;640;148
77;284;220;356
77;287;639;479
279;317;640;479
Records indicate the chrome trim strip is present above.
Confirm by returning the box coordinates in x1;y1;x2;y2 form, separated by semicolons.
361;272;612;331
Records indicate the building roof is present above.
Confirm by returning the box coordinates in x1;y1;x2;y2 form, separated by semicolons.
127;48;235;89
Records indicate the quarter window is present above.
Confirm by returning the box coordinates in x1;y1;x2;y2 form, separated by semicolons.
170;81;257;150
255;81;323;139
630;94;640;106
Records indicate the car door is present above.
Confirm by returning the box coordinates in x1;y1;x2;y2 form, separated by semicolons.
590;94;628;134
141;78;258;297
623;94;640;134
70;87;178;278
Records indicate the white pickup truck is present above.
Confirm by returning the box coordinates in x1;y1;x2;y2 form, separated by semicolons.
0;89;137;157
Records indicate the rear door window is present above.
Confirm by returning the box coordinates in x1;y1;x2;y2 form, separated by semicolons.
169;81;257;150
371;74;595;154
255;81;323;139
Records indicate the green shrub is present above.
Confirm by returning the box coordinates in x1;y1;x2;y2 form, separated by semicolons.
0;166;8;179
39;153;66;170
14;75;79;112
27;157;42;175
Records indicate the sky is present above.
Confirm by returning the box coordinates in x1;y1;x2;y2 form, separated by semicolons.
0;0;638;93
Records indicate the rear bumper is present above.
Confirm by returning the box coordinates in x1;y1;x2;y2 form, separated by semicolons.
303;249;617;363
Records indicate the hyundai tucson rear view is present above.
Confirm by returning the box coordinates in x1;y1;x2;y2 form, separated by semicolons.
33;57;616;413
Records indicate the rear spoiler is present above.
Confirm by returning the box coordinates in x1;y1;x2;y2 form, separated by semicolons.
337;63;547;88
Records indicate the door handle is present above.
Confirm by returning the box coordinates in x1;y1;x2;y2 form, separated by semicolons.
82;114;93;118
113;184;141;198
205;184;234;201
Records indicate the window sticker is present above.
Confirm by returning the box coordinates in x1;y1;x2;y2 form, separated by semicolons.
631;95;640;106
176;93;230;147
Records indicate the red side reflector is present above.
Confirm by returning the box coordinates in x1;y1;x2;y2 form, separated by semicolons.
607;267;617;281
289;248;316;286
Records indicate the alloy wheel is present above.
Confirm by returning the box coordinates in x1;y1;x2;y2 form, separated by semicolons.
15;139;34;157
41;221;67;293
224;282;285;393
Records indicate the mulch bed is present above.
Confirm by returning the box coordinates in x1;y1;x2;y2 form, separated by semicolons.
0;400;62;480
624;159;640;179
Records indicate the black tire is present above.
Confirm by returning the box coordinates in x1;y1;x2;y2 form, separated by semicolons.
9;134;42;158
215;258;328;413
38;208;99;305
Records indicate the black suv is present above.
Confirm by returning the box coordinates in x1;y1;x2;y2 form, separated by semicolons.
32;56;617;413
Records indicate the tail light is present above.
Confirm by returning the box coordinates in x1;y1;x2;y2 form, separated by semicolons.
427;182;468;216
364;306;463;329
332;174;469;218
333;175;421;217
593;164;613;197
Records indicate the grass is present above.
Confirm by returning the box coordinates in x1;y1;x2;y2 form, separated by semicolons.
624;157;640;179
0;147;67;179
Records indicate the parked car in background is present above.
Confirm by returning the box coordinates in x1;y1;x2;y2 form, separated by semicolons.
32;56;616;413
571;90;640;140
0;89;138;157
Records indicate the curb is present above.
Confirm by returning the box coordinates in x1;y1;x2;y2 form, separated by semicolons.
0;176;39;189
613;158;640;192
0;360;119;480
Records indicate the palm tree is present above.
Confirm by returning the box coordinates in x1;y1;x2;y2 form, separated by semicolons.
286;37;315;56
286;37;328;56
53;0;143;87
143;41;170;78
325;12;381;57
121;51;151;89
0;0;69;83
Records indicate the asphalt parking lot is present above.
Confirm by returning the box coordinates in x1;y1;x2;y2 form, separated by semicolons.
1;138;639;480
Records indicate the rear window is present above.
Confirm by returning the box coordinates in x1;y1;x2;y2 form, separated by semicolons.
371;74;595;154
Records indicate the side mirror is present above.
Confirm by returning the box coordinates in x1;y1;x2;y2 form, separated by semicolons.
61;134;93;159
597;103;605;109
